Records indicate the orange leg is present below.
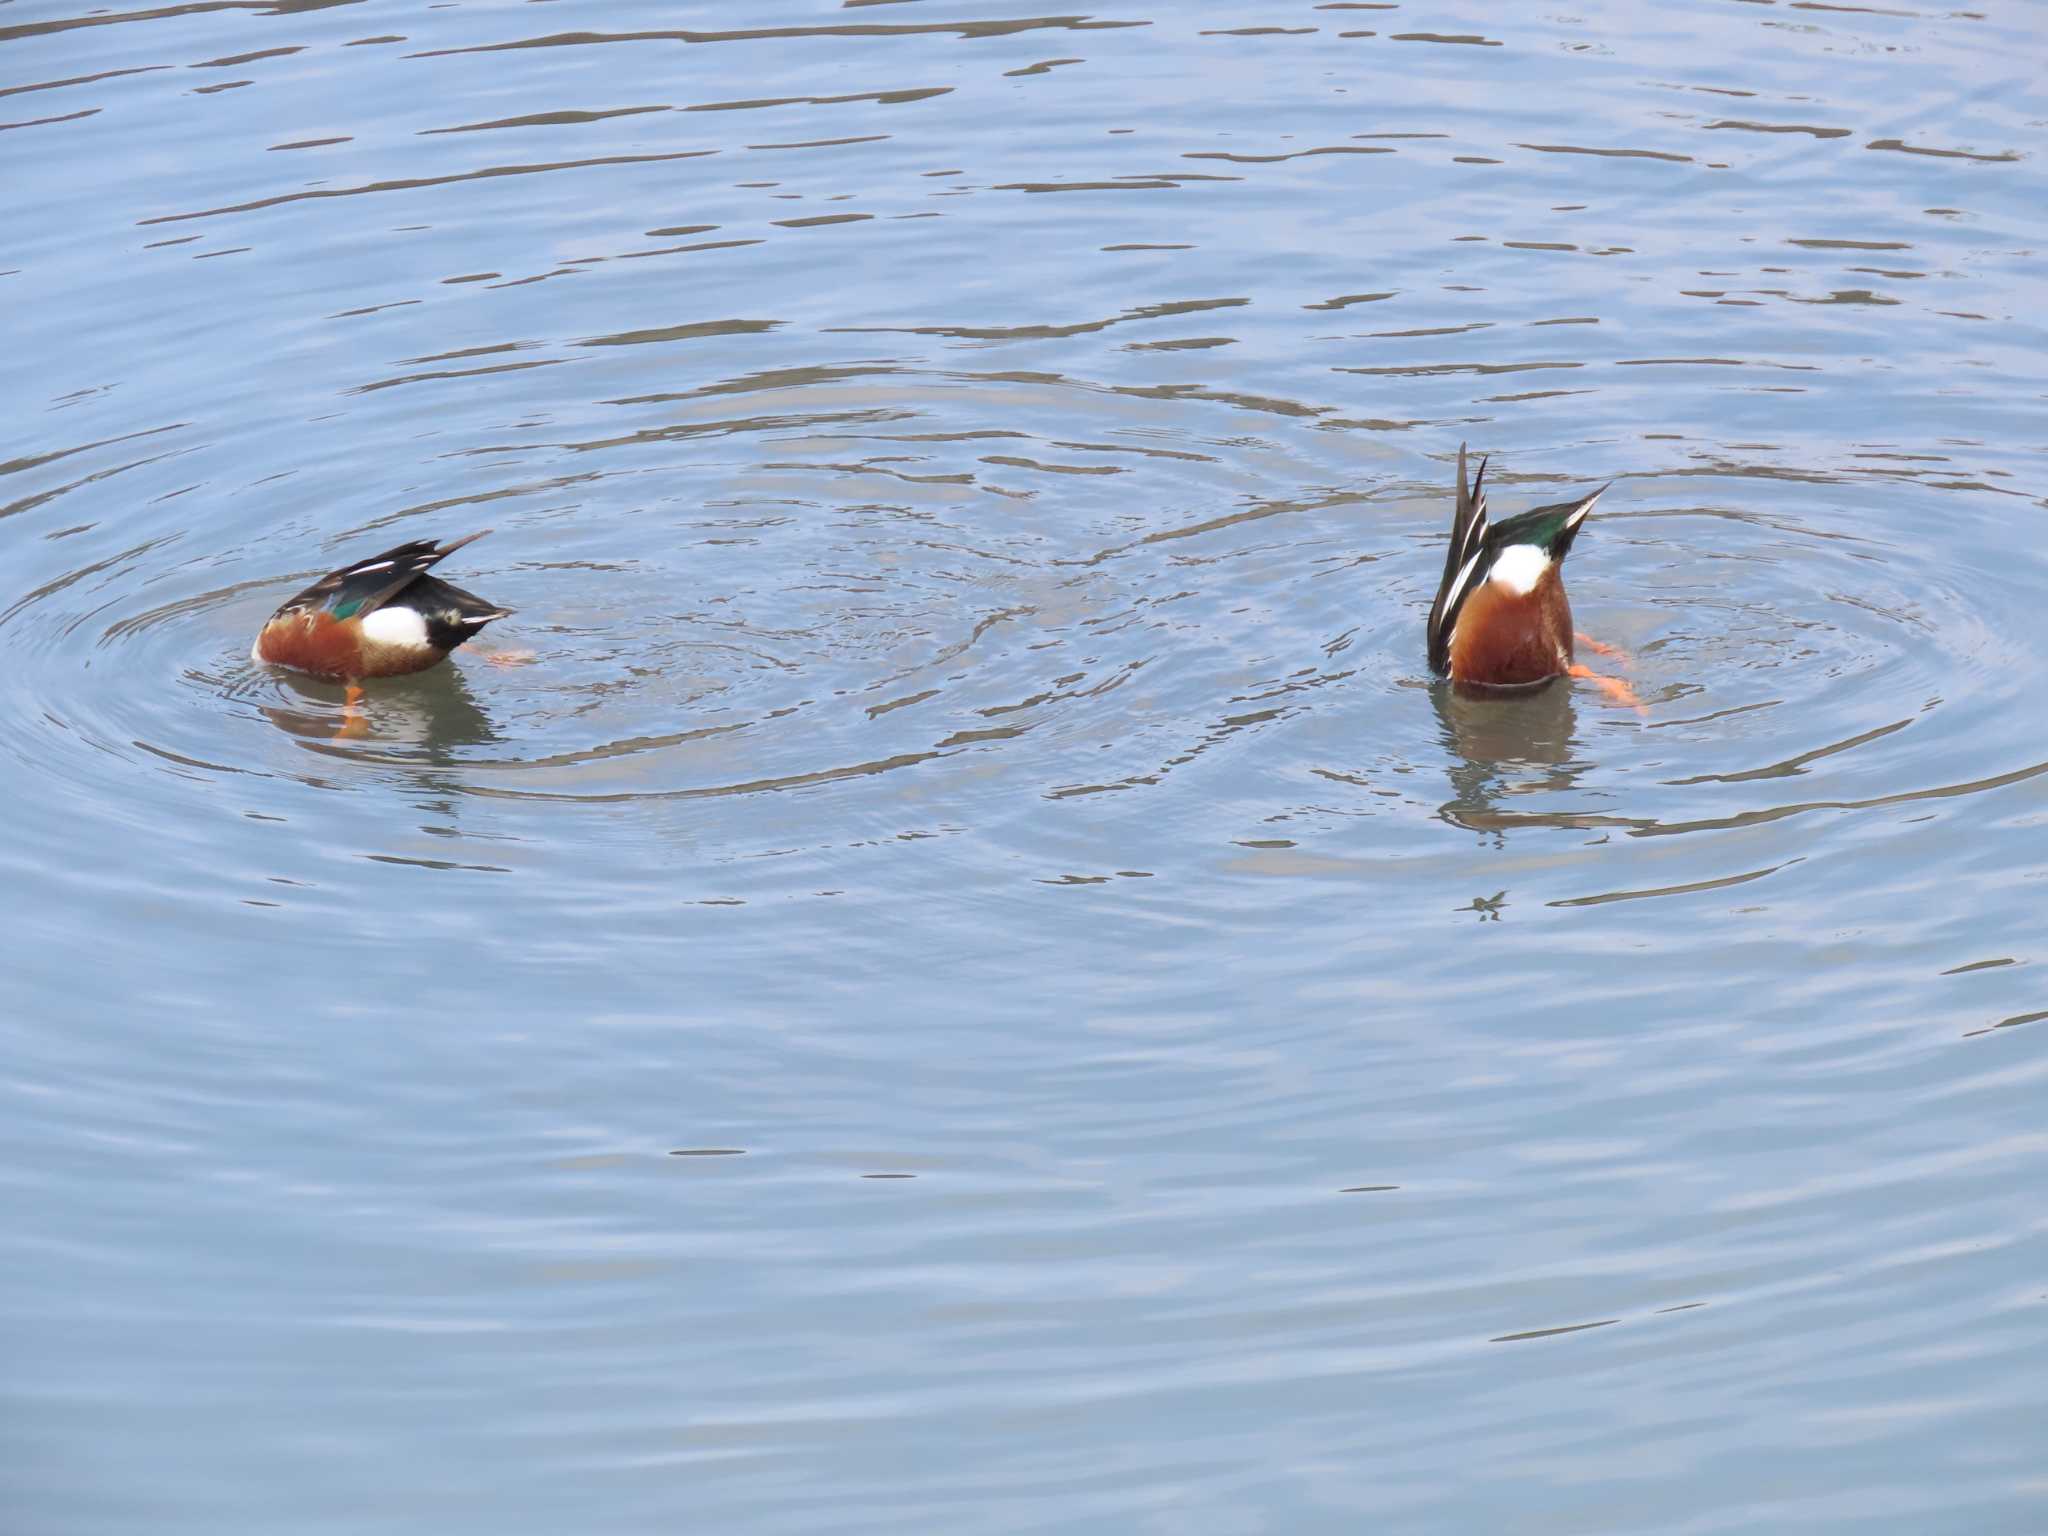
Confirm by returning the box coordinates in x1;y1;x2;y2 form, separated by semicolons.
334;682;369;740
1572;631;1643;711
476;647;536;668
1568;662;1644;712
1575;630;1632;664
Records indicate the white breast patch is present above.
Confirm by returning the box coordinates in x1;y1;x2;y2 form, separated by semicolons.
361;606;430;648
1488;544;1550;597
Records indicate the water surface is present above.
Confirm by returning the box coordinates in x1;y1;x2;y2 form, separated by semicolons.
6;2;2047;1530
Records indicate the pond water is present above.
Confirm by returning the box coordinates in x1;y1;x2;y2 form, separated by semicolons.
6;1;2046;1530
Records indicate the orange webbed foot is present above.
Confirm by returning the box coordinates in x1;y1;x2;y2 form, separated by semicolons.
476;648;536;668
334;683;369;740
1568;663;1645;713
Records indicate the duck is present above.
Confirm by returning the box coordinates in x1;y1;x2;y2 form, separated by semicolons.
1426;445;1607;689
252;530;510;699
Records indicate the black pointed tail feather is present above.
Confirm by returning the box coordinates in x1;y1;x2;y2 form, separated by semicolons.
406;575;512;653
270;529;494;624
1426;444;1491;674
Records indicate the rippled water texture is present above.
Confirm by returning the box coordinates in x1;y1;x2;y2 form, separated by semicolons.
7;2;2047;1530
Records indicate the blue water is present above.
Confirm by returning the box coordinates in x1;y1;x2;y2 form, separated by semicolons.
5;2;2046;1530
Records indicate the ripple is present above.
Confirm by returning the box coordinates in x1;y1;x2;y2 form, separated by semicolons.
7;336;2039;910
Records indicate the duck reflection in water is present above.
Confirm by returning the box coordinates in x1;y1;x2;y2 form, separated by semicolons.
1431;676;1586;836
259;662;501;767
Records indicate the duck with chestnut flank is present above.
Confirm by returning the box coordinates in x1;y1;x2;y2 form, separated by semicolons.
252;530;510;696
1426;445;1609;689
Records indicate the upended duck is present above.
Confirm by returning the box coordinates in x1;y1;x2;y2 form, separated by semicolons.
1426;445;1634;704
252;530;510;705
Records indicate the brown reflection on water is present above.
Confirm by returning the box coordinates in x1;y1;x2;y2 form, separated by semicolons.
262;664;501;766
1431;678;1585;837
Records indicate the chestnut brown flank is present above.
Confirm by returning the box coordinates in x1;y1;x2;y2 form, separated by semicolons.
1449;565;1574;686
257;612;368;681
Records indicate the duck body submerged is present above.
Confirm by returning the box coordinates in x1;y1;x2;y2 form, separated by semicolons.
252;530;510;682
1425;445;1605;689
